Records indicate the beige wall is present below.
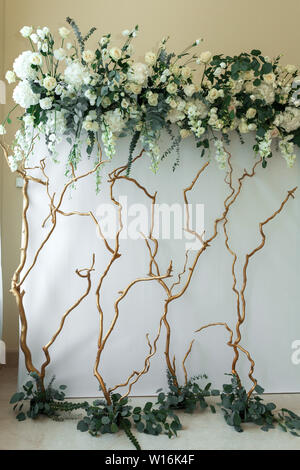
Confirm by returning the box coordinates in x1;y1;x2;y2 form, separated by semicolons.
1;0;300;350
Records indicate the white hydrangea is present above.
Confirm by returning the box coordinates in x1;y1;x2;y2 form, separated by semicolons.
13;51;38;80
103;109;126;134
127;63;149;85
274;107;300;133
253;83;275;105
167;109;185;123
13;80;40;108
64;61;89;89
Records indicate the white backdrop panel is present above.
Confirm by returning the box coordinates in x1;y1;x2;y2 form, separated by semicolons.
18;133;300;396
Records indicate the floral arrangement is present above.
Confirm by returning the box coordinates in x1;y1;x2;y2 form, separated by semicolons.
1;18;300;184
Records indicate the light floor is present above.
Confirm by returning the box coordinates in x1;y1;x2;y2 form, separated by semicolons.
1;365;300;450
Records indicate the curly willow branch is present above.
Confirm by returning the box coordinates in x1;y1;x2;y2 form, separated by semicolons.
227;186;297;395
1;138;106;388
40;254;95;381
91;151;175;404
194;151;296;397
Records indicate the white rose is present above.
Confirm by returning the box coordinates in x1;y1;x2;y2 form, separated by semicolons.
83;120;93;131
82;50;96;63
130;83;142;94
20;26;33;38
180;129;191;139
207;88;219;102
239;119;249;133
181;66;192;79
248;123;257;131
285;64;297;74
54;48;66;61
43;76;57;91
122;29;130;37
166;82;178;94
168;98;177;108
213;67;222;77
109;47;122;61
55;84;63;95
246;107;257;119
263;73;276;84
199;51;212;64
167;109;185;123
244;70;254;80
184;84;196;97
31;52;43;66
59;27;70;39
40;97;53;110
145;51;157;66
147;92;158;106
5;70;16;84
101;96;111;108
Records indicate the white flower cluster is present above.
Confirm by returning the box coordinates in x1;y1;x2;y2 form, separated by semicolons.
2;24;300;178
257;133;272;160
83;111;99;133
8;118;35;171
13;80;40;109
274;107;300;133
214;139;228;169
279;135;297;168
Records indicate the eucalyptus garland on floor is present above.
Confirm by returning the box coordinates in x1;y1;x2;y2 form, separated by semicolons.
10;372;300;450
1;17;300;186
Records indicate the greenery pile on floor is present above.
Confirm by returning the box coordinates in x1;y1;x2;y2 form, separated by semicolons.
10;371;300;450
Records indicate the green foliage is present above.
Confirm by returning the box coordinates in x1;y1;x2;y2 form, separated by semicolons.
126;131;140;176
161;126;181;164
77;392;181;450
157;371;219;414
219;374;277;432
121;420;141;450
10;373;87;421
277;408;300;437
66;17;96;54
